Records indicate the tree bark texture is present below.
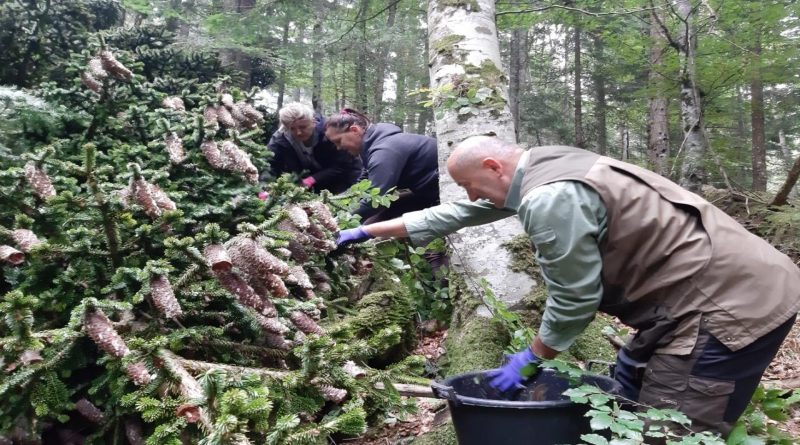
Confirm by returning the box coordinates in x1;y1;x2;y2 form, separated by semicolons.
354;0;370;112
428;0;535;309
770;152;800;207
573;25;585;148
751;32;767;192
646;13;669;175
508;28;528;143
592;35;608;156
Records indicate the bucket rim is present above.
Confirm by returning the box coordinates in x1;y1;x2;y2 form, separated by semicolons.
437;368;604;409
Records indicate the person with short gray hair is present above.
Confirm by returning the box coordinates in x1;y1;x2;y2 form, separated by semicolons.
264;102;361;193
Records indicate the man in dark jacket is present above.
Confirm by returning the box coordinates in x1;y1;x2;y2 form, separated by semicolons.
323;108;439;223
264;102;361;194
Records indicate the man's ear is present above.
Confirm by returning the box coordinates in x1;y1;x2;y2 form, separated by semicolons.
481;157;503;174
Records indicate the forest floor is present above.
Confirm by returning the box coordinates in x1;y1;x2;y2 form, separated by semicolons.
343;319;800;444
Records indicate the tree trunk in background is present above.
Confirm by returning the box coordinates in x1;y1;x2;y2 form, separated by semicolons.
312;17;323;113
509;28;527;143
218;0;255;88
646;13;669;175
371;1;398;121
393;45;408;129
592;35;608;156
354;0;369;112
674;0;708;192
428;0;535;309
770;152;800;206
751;32;767;192
276;17;291;110
573;25;585;148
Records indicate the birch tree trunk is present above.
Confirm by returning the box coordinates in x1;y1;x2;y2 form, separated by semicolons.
428;0;535;309
508;28;528;143
674;0;708;192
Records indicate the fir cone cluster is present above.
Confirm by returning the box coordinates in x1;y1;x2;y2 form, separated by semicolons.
11;229;41;252
0;246;24;265
254;313;290;335
200;140;259;183
314;383;348;403
204;93;263;131
120;177;177;219
150;274;182;318
277;203;338;259
163;132;186;164
212;269;277;317
302;201;339;232
81;50;133;93
227;236;290;299
24;162;56;200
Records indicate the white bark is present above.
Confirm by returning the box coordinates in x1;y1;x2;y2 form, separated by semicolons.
428;0;536;311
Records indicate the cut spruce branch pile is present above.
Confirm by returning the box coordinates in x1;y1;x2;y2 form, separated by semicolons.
0;37;422;445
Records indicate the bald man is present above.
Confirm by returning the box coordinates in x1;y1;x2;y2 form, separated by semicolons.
336;136;800;439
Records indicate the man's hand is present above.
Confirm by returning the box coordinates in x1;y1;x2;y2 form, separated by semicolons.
486;347;540;392
301;176;316;189
335;227;373;247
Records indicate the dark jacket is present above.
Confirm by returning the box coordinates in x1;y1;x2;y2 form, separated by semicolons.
357;123;439;218
265;116;361;194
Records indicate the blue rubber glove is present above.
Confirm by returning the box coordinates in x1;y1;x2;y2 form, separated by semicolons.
486;347;540;392
335;226;373;247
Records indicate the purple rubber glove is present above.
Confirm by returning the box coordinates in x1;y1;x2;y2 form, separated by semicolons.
486;347;540;392
335;227;373;247
301;176;316;189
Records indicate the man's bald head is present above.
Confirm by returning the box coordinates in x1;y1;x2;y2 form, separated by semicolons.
448;136;521;176
446;136;524;208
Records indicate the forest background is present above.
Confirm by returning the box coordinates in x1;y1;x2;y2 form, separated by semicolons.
2;0;800;444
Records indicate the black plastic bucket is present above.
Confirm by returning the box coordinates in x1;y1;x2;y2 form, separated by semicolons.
430;369;621;445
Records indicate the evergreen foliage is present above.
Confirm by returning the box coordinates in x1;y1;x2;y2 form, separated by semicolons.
0;22;424;445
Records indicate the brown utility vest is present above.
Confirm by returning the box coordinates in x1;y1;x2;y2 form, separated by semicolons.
520;146;800;355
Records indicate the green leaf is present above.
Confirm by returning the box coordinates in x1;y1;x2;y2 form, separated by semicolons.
581;434;609;445
589;412;613;430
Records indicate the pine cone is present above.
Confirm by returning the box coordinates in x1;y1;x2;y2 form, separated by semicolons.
213;269;277;316
24;162;56;199
220;93;235;109
87;57;108;80
309;268;332;294
286;265;313;290
164;132;186;164
203;244;231;271
274;247;292;259
303;201;338;232
229;103;249;125
227;236;290;276
131;178;161;218
0;246;24;265
239;103;264;122
81;71;103;93
306;222;328;240
124;419;144;445
201;140;225;169
309;236;336;253
315;384;347;403
263;331;291;351
161;97;185;111
254;314;290;334
216;105;236;128
150;275;182;318
125;362;153;386
220;141;258;183
203;105;220;131
75;398;105;424
286;205;311;230
148;183;176;212
284;239;309;262
264;273;289;298
289;311;324;335
99;50;133;81
11;229;41;252
84;309;130;358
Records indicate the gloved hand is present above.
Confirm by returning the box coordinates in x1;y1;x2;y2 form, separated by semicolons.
336;226;373;247
486;347;540;392
301;176;316;189
257;191;269;201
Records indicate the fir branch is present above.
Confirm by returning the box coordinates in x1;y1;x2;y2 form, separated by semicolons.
176;357;289;380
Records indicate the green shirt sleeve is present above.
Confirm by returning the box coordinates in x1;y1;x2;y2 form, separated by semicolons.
517;181;607;352
402;200;516;246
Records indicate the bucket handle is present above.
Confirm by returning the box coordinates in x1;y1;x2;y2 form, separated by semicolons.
430;381;460;406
